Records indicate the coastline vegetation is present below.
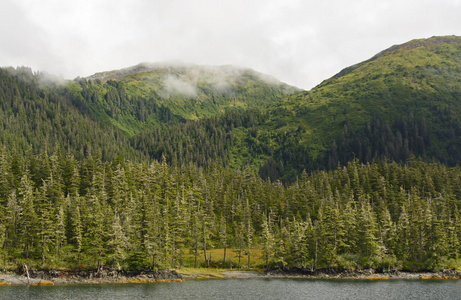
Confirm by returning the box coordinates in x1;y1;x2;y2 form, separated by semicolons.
1;146;461;274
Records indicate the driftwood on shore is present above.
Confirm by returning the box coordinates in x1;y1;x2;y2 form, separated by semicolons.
22;264;31;285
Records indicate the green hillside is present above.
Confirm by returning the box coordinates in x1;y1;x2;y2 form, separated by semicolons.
130;36;461;181
2;36;461;181
270;36;461;148
0;67;144;161
243;36;461;179
65;63;299;136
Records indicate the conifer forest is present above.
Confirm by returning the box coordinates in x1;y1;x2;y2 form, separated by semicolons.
1;147;461;272
1;36;461;272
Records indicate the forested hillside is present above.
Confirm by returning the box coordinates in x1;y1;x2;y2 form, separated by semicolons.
1;36;461;273
260;36;461;179
0;67;144;161
130;36;461;181
0;63;297;164
68;63;299;136
3;37;461;182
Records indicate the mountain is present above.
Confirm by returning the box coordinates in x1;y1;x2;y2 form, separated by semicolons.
130;36;461;181
1;36;461;181
257;35;461;178
66;62;300;136
0;62;299;163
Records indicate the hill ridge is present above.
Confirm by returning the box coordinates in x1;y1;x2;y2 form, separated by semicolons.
333;35;461;79
86;62;289;87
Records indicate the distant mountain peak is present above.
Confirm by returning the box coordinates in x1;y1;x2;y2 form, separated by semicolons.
86;62;286;86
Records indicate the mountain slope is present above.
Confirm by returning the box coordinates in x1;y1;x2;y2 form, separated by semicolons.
65;62;300;136
2;37;460;182
130;36;461;181
259;35;461;177
0;67;145;161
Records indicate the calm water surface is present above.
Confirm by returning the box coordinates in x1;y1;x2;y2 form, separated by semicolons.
1;278;460;300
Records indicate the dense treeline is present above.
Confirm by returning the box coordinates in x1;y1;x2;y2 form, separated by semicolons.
326;110;461;170
0;67;145;161
130;106;322;182
130;105;461;184
1;144;460;272
64;77;186;133
130;109;265;169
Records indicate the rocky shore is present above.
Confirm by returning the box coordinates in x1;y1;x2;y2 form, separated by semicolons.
262;267;461;280
222;268;461;280
1;267;460;286
0;269;183;286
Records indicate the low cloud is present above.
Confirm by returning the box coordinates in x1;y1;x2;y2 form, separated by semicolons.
154;63;290;99
2;0;461;90
159;74;198;98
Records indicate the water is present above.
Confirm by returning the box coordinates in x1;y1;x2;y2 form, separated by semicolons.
1;278;460;300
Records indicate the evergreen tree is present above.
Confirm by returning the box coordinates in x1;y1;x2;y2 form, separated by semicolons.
36;182;55;265
69;196;83;265
17;172;37;258
218;215;229;266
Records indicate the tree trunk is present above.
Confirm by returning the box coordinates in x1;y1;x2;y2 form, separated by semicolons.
41;234;45;265
382;254;385;273
380;229;384;273
172;238;176;269
194;239;198;269
112;248;115;269
438;253;445;271
223;246;226;266
58;235;61;256
203;225;208;266
98;250;102;271
239;239;242;269
419;225;422;262
334;226;337;252
14;214;17;247
315;240;318;270
247;245;250;269
151;247;156;270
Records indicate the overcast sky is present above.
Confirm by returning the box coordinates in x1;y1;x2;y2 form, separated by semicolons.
1;0;460;89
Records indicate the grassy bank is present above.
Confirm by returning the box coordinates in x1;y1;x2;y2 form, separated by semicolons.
4;247;461;275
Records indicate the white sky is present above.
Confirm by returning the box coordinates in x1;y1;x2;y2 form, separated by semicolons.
1;0;460;89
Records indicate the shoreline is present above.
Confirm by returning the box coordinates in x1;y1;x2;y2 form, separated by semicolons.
0;268;460;286
0;269;183;286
